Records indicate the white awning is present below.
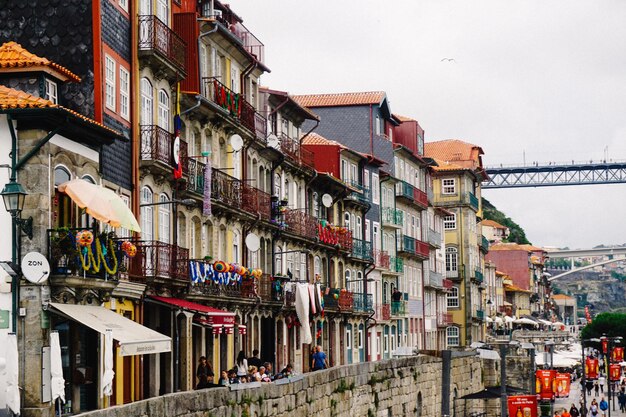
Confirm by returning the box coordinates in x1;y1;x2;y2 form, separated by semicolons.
50;303;171;356
477;348;501;361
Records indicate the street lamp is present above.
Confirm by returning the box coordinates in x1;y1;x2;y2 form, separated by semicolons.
521;342;536;395
493;340;520;417
600;334;622;416
581;337;601;413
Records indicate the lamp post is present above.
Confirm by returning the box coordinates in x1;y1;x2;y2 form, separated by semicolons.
581;337;601;414
1;180;34;334
493;340;519;417
600;334;622;417
521;342;536;395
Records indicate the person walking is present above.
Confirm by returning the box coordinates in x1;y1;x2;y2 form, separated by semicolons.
589;399;599;416
569;404;580;417
598;374;605;394
598;397;608;417
619;389;626;412
195;356;214;389
311;345;329;371
561;407;571;417
236;350;248;379
594;380;600;397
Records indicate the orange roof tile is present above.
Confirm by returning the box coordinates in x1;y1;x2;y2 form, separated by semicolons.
489;243;525;251
551;294;575;300
0;42;80;82
393;114;415;122
0;85;119;136
293;91;386;108
301;132;344;147
425;139;485;173
504;284;531;293
481;219;507;229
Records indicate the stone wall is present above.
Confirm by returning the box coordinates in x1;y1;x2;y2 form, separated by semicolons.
73;353;482;417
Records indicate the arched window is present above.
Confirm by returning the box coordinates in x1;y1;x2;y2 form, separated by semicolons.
274;173;281;197
157;89;170;132
447;287;459;308
312;192;319;219
140;78;153;125
53;166;72;227
140;187;154;241
345;269;350;288
344;212;351;230
232;230;240;263
445;247;458;273
274;244;282;274
447;326;460;347
355;216;362;239
314;256;321;280
79;175;96;228
158;193;170;243
356;270;363;294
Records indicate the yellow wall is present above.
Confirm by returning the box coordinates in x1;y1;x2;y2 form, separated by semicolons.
103;299;136;404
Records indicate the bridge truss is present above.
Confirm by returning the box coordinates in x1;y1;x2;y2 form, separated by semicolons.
482;161;626;189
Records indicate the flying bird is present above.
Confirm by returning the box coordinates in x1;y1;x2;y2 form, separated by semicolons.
441;58;456;62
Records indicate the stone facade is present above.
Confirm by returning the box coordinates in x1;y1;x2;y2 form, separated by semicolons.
70;354;481;417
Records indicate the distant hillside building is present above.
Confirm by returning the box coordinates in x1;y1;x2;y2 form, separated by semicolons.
480;219;509;243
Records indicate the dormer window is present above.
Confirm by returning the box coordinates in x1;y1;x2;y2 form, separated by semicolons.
45;79;58;104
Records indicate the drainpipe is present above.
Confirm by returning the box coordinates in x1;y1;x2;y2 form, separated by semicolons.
180;95;202;116
197;25;219;90
369;105;374;156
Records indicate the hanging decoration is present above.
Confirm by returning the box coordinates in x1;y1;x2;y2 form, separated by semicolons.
203;158;212;216
76;230;94;247
189;259;263;286
75;234;119;275
121;241;137;258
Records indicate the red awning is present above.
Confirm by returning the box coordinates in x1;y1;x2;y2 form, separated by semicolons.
149;296;235;326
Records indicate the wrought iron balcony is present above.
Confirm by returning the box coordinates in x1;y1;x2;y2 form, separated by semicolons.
475;309;485;320
413;187;428;209
242;183;271;221
382;303;391;320
427;228;442;248
138;15;186;75
391;300;406;316
241;274;283;302
427;270;444;288
123;239;189;284
446;269;460;279
473;269;484;283
351;238;373;261
185;157;206;196
401;234;429;258
353;293;372;313
434;191;480;211
140;125;176;169
283;209;318;239
322;288;353;311
443;279;453;289
396;181;415;201
345;180;371;204
479;235;490;253
401;234;416;254
211;168;242;209
389;256;404;273
381;207;403;227
317;223;353;251
201;77;261;134
277;133;315;169
374;249;390;269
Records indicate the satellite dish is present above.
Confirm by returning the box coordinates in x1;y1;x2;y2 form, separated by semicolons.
230;134;244;152
245;233;260;252
21;252;50;284
321;193;333;208
267;134;280;149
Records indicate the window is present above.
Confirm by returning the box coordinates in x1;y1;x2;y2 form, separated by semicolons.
372;222;379;252
157;89;170;131
274;173;281;197
356;216;362;239
105;55;116;111
312;192;319;218
156;0;169;24
140;78;153;125
444;214;457;230
45;79;58;104
314;256;321;280
350;164;357;185
341;159;348;182
346;328;352;349
375;115;381;136
365;220;370;242
344;212;351;230
358;328;363;349
140;187;153;241
372;173;380;204
233;232;240;263
383;334;389;353
442;178;456;195
119;67;130;120
446;247;458;273
447;287;459;308
158;193;170;243
345;269;350;287
275;245;282;274
447;326;460;347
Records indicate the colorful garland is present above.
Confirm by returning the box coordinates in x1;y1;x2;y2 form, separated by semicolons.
75;232;119;275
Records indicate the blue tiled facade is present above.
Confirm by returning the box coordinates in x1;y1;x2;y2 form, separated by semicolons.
101;0;131;62
102;113;132;190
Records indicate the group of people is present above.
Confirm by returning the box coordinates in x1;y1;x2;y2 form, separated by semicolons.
553;397;610;417
195;349;295;390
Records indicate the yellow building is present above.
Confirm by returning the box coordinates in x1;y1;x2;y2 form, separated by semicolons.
425;140;488;347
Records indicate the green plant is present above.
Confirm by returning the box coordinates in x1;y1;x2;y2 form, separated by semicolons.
334;378;353;394
374;392;379;408
226;399;236;406
397;370;404;378
330;398;337;409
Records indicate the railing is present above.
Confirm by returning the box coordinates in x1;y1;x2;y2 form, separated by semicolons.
401;235;416;254
415;239;429;258
438;313;453;327
317;223;353;251
124;240;189;282
338;290;354;311
443;279;453;289
479;235;490;253
414;187;428;209
389;256;404;273
382;303;391;320
254;112;267;143
374;249;390;269
242;274;283;302
230;21;265;65
473;269;484;283
351;238;373;261
211;168;242;209
353;293;372;313
48;228;122;280
140;125;174;167
446;270;459;279
381;207;403;227
346;180;371;204
372;303;383;320
201;77;260;134
475;310;485;320
185;158;206;195
396;181;415;201
300;146;315;170
391;300;406;316
242;183;271;221
284;209;318;239
138;15;186;72
322;287;353;310
469;192;479;211
427;228;442;247
434;191;480;211
428;270;443;288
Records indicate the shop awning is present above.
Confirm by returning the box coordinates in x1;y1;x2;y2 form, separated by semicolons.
49;303;171;356
148;296;235;326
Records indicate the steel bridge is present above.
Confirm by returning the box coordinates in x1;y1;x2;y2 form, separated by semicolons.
482;160;626;189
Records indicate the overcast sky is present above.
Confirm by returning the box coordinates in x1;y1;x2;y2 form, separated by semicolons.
230;0;626;249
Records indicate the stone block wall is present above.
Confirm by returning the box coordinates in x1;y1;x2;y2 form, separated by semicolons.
72;354;482;417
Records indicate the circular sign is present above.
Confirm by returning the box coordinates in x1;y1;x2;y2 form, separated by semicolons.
267;134;280;149
21;252;50;284
245;233;260;252
230;134;244;152
173;136;181;165
321;193;333;208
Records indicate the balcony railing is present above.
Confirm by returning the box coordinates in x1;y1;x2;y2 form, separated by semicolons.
300;146;315;170
322;288;353;311
353;293;373;313
284;209;318;239
416;239;429;258
479;235;490;253
434;191;480;211
469;192;479;211
140;125;174;167
428;270;444;288
475;310;485;320
138;15;186;73
381;207;403;227
242;183;271;221
185;158;206;195
124;240;189;283
351;238;373;261
438;313;453;327
382;303;391;321
401;235;416;254
374;249;390;269
254;112;267;143
391;300;406;316
48;228;122;280
389;256;404;273
414;187;428;209
277;134;315;169
443;278;453;289
317;223;353;251
396;181;414;201
211;168;242;209
427;228;442;247
201;77;261;134
473;269;484;283
446;269;460;279
230;21;265;65
346;180;371;204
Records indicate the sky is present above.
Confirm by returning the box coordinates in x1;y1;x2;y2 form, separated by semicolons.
229;0;626;249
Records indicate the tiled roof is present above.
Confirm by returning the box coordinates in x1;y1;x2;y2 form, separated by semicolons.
0;85;119;136
518;244;545;252
551;294;575;300
489;243;525;251
393;114;415;122
292;91;386;108
481;219;507;229
430;158;465;172
0;42;81;82
504;284;531;293
425;139;484;172
301;132;344;147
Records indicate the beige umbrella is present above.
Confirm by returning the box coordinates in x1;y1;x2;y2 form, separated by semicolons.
58;179;141;232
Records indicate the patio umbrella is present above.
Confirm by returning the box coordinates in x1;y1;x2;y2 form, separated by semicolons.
485;316;493;323
102;329;115;398
514;318;539;326
58;179;141;232
6;333;20;415
50;331;65;412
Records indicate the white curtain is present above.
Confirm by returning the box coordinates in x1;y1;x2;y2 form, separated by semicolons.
6;333;20;415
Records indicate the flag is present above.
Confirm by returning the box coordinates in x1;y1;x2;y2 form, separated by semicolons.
173;83;183;179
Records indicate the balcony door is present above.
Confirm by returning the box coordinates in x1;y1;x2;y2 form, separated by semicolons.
139;0;151;15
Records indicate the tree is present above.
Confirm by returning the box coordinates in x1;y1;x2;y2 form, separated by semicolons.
580;312;626;345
